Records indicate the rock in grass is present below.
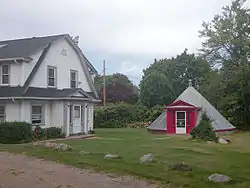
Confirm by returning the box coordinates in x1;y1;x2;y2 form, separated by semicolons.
44;142;58;149
79;151;91;155
104;154;119;159
55;143;72;151
208;173;231;183
218;138;230;144
170;162;192;171
140;153;153;163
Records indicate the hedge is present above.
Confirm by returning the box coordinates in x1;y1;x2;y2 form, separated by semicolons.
33;126;65;141
0;121;65;144
94;103;163;128
0;121;33;144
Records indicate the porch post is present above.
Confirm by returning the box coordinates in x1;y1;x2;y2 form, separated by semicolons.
66;101;70;137
84;103;88;133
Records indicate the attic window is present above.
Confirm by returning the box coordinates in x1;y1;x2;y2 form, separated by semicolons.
60;48;68;56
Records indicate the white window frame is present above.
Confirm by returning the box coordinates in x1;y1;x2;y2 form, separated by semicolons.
1;64;10;85
0;105;5;122
31;104;44;125
70;70;78;88
47;66;57;88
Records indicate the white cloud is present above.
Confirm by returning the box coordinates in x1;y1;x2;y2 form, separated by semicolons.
0;0;248;84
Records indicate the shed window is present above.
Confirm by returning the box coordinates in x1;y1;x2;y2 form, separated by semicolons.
176;111;186;128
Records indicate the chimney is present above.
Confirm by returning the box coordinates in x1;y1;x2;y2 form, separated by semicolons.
188;79;192;87
73;36;79;45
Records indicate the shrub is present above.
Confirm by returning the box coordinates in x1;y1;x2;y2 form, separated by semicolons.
0;121;33;144
190;113;217;142
94;102;164;128
33;126;65;141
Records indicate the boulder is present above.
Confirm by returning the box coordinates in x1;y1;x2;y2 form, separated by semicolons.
55;143;72;151
207;141;213;144
44;142;58;149
140;153;153;163
218;138;229;144
208;173;231;183
104;154;119;159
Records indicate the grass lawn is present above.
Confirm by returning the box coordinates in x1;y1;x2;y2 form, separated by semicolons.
1;128;250;188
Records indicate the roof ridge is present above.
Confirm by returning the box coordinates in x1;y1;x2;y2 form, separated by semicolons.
0;34;68;43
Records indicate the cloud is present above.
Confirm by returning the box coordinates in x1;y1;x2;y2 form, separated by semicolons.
0;0;247;85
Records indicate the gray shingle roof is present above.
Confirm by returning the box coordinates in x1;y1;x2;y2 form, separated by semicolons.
0;87;98;99
147;86;236;132
0;34;66;59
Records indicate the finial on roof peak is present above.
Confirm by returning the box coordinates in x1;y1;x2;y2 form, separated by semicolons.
188;79;192;87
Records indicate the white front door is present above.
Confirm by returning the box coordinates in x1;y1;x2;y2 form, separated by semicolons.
176;111;186;134
73;105;81;134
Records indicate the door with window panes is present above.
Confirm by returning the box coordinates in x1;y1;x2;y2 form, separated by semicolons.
176;111;186;134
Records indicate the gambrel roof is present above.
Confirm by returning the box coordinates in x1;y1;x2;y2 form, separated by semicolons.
0;34;99;100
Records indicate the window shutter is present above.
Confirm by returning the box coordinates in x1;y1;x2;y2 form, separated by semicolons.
69;105;72;124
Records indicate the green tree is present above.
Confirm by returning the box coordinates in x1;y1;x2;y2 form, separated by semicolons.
199;0;250;129
94;73;138;104
139;49;211;107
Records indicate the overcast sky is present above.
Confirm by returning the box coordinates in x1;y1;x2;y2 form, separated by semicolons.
0;0;248;85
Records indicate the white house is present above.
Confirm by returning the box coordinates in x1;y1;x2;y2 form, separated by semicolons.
0;34;101;136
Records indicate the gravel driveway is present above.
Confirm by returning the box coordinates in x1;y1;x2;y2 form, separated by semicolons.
0;152;159;188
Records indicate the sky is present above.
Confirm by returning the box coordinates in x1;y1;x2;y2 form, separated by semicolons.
0;0;248;85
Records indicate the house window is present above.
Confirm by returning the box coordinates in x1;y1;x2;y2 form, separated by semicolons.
70;70;78;88
1;65;10;85
73;106;80;118
31;105;44;125
47;66;57;87
0;106;5;122
176;111;186;128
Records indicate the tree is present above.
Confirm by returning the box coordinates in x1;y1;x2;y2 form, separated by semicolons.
139;49;211;107
199;0;250;129
94;73;138;104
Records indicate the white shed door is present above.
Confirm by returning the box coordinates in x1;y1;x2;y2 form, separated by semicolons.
176;111;186;134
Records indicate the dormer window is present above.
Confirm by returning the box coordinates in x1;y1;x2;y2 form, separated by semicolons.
47;66;57;87
1;65;10;85
70;70;78;88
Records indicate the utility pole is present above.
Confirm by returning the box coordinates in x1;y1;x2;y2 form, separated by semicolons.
103;60;106;106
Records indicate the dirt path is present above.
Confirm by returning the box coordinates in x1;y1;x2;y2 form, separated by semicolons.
0;152;159;188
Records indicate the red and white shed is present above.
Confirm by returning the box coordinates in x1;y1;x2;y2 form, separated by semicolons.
147;81;236;134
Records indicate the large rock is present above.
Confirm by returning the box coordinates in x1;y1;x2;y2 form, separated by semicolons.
218;138;230;144
208;173;231;183
55;143;72;151
104;154;119;159
140;153;153;163
44;142;58;149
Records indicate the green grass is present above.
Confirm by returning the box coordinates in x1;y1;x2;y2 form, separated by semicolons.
1;128;250;188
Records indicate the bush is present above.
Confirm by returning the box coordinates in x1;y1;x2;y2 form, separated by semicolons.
0;121;33;144
190;113;217;142
33;126;65;141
